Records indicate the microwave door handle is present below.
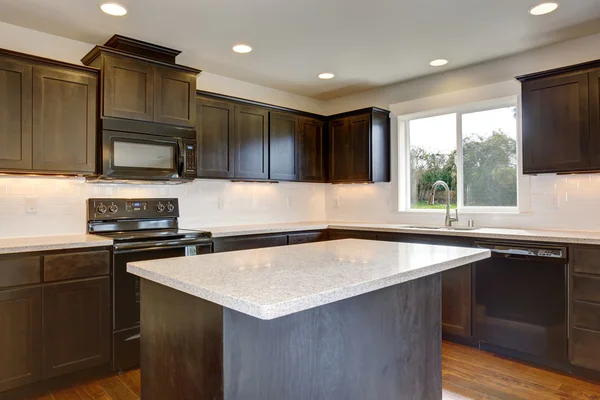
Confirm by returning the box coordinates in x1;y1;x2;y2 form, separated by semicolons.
176;140;184;177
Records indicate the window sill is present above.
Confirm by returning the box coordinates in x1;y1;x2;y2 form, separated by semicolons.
400;208;529;216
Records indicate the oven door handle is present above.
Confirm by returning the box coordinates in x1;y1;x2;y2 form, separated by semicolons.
114;238;212;253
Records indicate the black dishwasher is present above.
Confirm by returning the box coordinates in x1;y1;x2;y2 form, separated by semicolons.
473;241;568;369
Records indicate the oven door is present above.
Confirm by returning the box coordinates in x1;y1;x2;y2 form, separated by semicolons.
102;130;183;180
112;240;211;371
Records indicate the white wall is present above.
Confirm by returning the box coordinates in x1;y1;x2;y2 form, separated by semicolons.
324;32;600;231
0;22;325;114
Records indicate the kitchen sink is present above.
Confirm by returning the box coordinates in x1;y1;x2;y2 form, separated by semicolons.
404;225;479;231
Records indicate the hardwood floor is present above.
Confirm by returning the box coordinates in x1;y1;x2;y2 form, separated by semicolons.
17;342;600;399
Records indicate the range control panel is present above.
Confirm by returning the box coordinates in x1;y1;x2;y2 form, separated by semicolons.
88;198;179;220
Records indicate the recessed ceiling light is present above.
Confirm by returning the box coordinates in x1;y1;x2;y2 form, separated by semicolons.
529;2;559;15
233;44;252;54
100;3;128;16
429;59;448;67
318;72;335;80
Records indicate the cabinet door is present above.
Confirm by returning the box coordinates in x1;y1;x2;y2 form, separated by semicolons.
154;67;196;127
103;55;154;122
269;112;299;181
196;97;235;178
42;277;110;379
590;70;600;169
522;72;590;173
299;117;326;182
234;105;269;179
0;286;42;392
0;58;32;171
32;66;97;174
441;265;472;337
329;117;352;182
349;114;371;181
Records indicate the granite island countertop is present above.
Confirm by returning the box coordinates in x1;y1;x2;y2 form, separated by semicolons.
128;239;490;320
0;234;113;255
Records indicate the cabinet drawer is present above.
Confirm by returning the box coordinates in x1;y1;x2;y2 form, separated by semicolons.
572;246;600;275
43;250;110;282
571;328;600;371
328;230;378;241
213;234;288;253
572;274;600;303
288;231;328;245
0;256;41;288
573;301;600;332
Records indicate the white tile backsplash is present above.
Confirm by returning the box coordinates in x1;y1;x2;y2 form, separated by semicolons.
0;177;327;238
325;174;600;231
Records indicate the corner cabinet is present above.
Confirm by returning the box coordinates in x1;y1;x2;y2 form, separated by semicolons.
0;50;98;175
299;117;327;182
518;60;600;174
329;108;390;183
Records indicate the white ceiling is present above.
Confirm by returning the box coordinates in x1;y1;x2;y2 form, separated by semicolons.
1;0;600;100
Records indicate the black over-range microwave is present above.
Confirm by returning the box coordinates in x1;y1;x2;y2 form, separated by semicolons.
94;118;197;183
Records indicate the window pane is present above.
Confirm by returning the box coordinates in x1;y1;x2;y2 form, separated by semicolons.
409;113;457;209
462;107;517;207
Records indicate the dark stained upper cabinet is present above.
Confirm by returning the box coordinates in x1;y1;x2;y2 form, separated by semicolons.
0;58;32;171
32;66;97;174
102;55;154;122
234;105;269;180
590;69;600;169
518;60;600;174
0;50;98;176
269;112;299;181
329;108;390;183
299;117;327;182
82;39;200;128
153;66;196;127
196;96;235;178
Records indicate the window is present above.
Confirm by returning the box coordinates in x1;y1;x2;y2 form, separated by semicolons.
404;101;518;211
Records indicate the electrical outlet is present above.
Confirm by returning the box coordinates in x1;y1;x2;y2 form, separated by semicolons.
218;197;226;209
334;197;340;208
26;198;37;213
286;197;292;208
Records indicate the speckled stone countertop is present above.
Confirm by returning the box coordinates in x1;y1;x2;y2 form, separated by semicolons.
0;234;113;255
128;239;490;320
188;221;600;245
329;223;600;245
188;222;330;238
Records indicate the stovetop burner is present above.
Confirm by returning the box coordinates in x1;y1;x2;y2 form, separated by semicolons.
87;198;211;242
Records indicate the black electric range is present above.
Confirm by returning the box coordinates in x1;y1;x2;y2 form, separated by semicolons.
87;198;212;371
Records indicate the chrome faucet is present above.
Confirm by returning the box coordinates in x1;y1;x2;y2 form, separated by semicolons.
428;180;458;227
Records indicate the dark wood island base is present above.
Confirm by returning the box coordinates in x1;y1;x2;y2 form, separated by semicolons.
140;274;442;400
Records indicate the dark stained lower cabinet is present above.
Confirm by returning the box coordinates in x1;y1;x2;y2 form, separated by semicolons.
0;286;42;392
0;57;32;171
213;234;288;253
288;231;328;245
234;105;269;180
299;117;326;182
196;97;235;178
441;265;472;337
269;112;298;181
42;277;110;379
32;66;97;174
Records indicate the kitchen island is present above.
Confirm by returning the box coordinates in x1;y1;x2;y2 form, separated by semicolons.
127;239;490;400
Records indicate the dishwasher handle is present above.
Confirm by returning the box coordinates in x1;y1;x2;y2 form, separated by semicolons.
474;241;567;260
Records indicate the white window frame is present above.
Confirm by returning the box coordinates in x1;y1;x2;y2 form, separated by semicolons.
398;95;522;213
